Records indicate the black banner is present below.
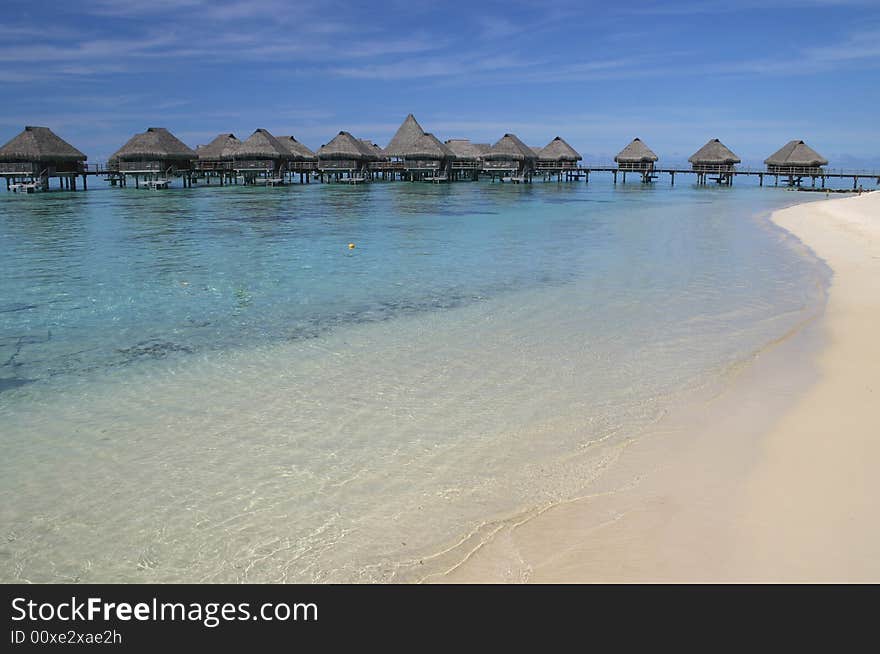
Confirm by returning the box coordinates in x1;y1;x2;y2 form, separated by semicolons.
2;584;875;650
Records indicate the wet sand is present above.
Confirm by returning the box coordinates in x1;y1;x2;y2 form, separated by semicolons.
437;191;880;583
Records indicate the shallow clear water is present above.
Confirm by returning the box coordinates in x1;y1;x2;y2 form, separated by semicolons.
0;179;828;582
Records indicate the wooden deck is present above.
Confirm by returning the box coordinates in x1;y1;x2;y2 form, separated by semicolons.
4;162;879;191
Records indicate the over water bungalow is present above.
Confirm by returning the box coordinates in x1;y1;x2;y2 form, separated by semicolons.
689;138;740;172
688;138;740;184
316;131;378;182
382;114;440;179
444;139;484;181
615;138;658;172
277;136;318;178
196;133;241;173
225;128;289;184
397;133;455;181
535;136;582;172
110;127;197;188
764;140;828;176
482;133;537;180
384;114;426;159
0;126;87;191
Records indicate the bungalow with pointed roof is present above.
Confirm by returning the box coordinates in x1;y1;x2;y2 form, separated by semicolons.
381;115;453;179
444;138;485;180
615;138;658;172
535;136;582;171
0;126;87;191
764;140;828;176
317;131;379;181
689;138;740;184
196;133;239;176
689;138;740;172
383;114;426;159
224;128;290;183
482;133;537;178
277;136;318;177
402;133;455;180
110;127;197;187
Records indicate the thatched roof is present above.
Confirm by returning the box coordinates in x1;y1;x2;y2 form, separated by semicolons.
398;133;455;160
614;138;658;164
483;133;538;161
197;133;239;160
317;131;379;160
360;139;388;161
0;126;86;162
764;140;828;167
444;139;484;161
226;128;289;160
537;136;582;162
384;114;425;157
111;127;196;162
277;135;317;161
473;143;492;156
688;138;740;165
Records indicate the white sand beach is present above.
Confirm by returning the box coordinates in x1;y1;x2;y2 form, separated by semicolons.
438;191;880;583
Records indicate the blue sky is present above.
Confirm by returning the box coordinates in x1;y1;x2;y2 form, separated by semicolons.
1;0;879;166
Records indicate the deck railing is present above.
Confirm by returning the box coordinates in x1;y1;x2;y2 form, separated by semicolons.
0;162;38;174
288;161;318;171
368;161;405;171
195;161;233;171
319;160;366;170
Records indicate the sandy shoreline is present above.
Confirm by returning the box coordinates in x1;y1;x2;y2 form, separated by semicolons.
437;191;880;583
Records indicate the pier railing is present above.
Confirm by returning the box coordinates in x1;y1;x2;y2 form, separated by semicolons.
577;163;880;176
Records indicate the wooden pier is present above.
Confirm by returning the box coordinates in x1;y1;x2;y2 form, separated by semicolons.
568;165;880;190
4;161;877;192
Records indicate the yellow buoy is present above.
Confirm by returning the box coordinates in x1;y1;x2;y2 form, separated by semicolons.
348;243;356;249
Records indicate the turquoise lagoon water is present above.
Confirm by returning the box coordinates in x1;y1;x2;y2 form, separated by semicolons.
0;180;828;582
